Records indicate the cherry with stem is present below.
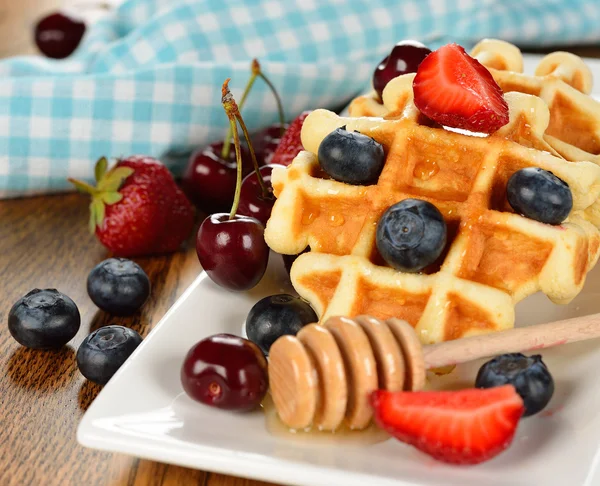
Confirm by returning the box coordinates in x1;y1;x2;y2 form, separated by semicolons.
196;80;270;291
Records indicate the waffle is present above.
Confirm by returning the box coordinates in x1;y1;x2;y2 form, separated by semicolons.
350;39;600;165
265;86;600;345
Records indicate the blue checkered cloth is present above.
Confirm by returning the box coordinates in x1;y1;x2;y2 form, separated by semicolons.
1;0;599;197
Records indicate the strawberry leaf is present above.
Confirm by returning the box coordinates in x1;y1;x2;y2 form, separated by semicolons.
92;198;105;228
94;157;108;182
69;178;97;195
101;191;123;205
98;167;134;192
88;201;97;233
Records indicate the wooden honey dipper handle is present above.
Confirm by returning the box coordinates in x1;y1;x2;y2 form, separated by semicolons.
422;313;600;370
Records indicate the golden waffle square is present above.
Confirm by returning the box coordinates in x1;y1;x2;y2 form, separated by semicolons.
350;39;600;165
265;90;600;345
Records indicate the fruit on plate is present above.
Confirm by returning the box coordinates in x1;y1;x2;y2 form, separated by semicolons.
181;334;268;411
8;289;80;349
77;325;143;385
196;79;270;291
507;168;573;225
475;353;554;417
87;258;151;316
318;126;385;185
371;386;524;465
271;111;311;166
413;43;509;133
237;164;283;226
183;59;285;213
35;11;86;59
182;141;252;213
69;156;194;257
373;40;432;100
376;199;447;272
245;294;317;355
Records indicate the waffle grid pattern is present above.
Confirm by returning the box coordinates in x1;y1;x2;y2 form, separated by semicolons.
266;86;600;344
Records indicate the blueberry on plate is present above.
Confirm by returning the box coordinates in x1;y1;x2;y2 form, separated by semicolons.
87;258;150;316
376;199;447;272
318;126;385;185
507;168;573;225
8;288;80;349
246;294;317;355
76;325;143;385
475;353;554;417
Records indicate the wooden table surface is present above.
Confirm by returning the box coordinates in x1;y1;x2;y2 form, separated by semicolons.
1;3;599;486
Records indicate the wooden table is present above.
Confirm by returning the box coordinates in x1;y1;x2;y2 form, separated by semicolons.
0;3;599;484
0;194;280;486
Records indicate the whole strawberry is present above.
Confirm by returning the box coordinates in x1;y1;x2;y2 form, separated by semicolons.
69;156;194;256
270;111;311;166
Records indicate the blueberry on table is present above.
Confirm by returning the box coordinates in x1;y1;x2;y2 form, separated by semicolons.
76;325;143;385
475;353;554;417
376;199;447;273
318;127;385;185
181;334;268;411
507;168;573;225
8;289;80;349
87;258;150;316
246;294;318;355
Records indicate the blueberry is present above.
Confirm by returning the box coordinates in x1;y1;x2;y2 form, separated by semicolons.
87;258;150;316
475;353;554;417
376;199;447;272
76;325;143;385
246;294;317;355
507;168;573;225
318;126;385;185
8;289;80;349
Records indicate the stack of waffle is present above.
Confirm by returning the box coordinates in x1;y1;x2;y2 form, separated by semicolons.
265;47;600;345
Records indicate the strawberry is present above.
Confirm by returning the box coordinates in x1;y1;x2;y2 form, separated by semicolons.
116;155;195;253
69;156;194;257
270;111;311;166
370;385;524;465
413;43;509;134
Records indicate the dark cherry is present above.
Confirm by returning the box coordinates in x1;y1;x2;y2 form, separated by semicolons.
182;141;251;213
34;12;86;59
196;213;269;291
373;40;432;100
237;164;283;226
181;333;268;411
252;123;288;166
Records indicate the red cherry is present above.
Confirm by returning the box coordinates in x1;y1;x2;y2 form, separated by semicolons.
196;213;269;291
237;164;283;226
182;141;251;213
373;40;432;100
34;12;86;59
181;333;268;411
252;123;288;166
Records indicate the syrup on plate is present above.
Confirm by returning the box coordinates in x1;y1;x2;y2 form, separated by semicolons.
262;395;390;446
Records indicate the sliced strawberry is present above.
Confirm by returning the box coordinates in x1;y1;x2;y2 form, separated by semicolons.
370;386;524;465
413;43;509;133
270;111;311;166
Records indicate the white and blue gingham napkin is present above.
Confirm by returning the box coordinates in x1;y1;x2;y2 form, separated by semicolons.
1;0;599;197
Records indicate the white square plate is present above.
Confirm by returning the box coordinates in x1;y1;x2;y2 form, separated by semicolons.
78;54;600;486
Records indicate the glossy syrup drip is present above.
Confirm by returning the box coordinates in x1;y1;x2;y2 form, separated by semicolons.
262;395;390;446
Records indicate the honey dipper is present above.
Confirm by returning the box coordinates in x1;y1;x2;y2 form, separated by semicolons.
269;313;600;431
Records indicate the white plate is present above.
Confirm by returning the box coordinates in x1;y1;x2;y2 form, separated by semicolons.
78;54;600;486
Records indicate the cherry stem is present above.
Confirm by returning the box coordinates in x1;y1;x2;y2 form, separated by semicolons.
258;71;286;136
236;111;270;199
221;60;260;160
